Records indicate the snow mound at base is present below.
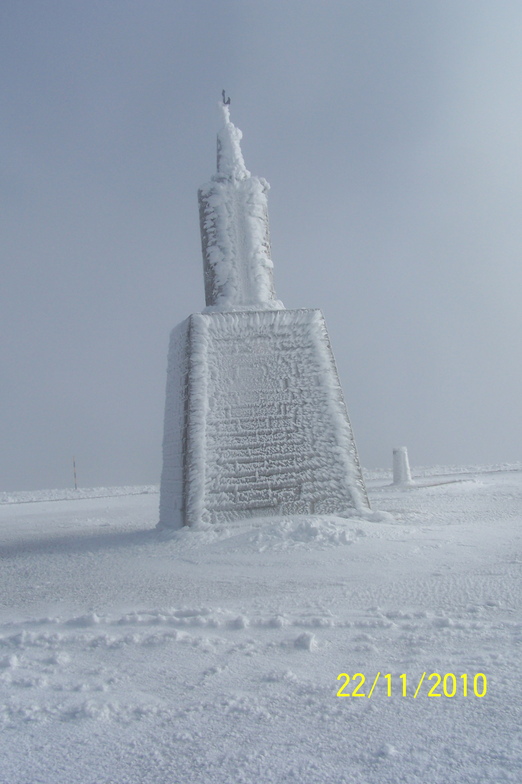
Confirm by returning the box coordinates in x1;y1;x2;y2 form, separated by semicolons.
246;516;357;550
161;514;373;552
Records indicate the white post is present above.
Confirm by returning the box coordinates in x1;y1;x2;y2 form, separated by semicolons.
393;447;413;485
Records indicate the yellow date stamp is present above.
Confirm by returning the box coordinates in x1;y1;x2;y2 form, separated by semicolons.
336;672;488;698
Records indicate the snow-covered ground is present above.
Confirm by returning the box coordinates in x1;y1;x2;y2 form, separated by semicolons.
0;465;521;783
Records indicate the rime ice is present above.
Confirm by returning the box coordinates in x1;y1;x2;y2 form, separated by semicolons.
159;102;369;527
198;103;283;311
393;446;414;486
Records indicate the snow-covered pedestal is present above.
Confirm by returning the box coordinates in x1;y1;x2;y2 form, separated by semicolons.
159;308;369;527
158;101;369;527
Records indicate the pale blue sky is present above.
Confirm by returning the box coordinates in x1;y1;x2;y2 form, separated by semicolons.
2;1;522;490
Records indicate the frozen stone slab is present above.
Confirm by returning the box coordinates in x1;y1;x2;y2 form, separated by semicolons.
159;309;369;528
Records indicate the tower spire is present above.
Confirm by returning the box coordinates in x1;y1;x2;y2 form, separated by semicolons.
216;95;249;181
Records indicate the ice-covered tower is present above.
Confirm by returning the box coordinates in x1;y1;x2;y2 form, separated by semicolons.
198;101;284;311
159;99;369;528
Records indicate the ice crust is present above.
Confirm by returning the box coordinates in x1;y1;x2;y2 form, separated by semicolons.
215;103;249;181
198;104;284;311
159;309;369;528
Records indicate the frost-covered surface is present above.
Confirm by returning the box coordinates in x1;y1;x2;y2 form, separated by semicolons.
160;309;369;528
1;465;521;783
392;446;414;486
159;318;190;529
215;103;249;181
198;104;284;311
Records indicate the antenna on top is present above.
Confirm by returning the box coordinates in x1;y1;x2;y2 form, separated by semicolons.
222;89;231;106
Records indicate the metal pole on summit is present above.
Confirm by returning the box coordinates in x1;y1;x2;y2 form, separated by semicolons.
221;89;231;105
73;456;77;491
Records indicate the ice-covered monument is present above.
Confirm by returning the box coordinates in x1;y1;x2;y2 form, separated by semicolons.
158;99;370;528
